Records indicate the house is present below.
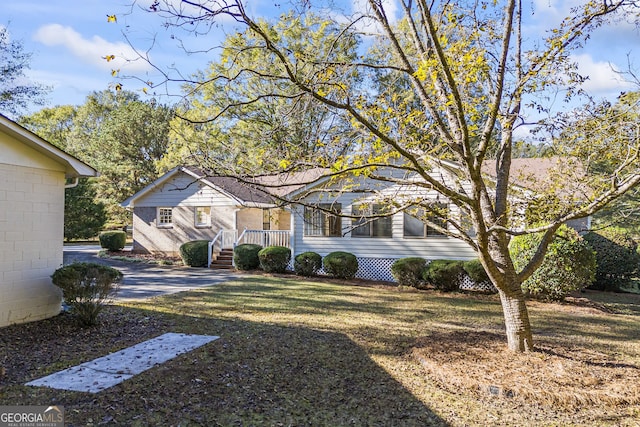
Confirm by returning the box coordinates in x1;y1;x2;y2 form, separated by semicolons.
123;158;591;282
0;114;97;328
120;166;323;255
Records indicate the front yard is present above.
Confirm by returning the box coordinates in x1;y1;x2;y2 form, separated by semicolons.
1;275;639;426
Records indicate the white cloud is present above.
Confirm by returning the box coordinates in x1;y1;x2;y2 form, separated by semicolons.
33;24;151;72
572;53;633;95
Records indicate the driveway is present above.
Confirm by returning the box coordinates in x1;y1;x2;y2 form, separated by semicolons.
63;245;239;300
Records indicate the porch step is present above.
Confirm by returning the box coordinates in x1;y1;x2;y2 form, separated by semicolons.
210;248;234;270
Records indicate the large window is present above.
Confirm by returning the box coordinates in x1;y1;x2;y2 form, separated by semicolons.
352;204;392;238
195;206;211;227
157;207;173;227
403;204;448;238
304;203;342;237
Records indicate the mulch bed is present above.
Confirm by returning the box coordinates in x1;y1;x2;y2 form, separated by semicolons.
412;330;640;409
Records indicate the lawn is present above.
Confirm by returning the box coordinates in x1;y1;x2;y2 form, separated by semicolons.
1;275;639;426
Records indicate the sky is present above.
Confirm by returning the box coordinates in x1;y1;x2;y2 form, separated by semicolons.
3;0;640;117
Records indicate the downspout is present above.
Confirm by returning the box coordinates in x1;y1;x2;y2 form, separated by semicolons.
64;177;79;189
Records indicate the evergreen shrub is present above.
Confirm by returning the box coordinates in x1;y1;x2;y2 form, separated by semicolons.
583;228;640;292
323;251;359;280
234;244;263;270
52;262;123;326
294;252;323;277
510;225;596;301
179;240;209;267
463;259;490;284
258;246;292;273
391;257;427;287
98;230;126;251
422;260;464;292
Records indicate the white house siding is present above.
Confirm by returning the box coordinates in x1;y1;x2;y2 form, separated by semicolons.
130;173;243;254
291;170;477;281
0;158;66;327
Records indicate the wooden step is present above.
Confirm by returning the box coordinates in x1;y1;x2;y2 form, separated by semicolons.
210;248;234;269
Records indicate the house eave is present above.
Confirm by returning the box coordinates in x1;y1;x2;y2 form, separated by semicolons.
0;114;97;179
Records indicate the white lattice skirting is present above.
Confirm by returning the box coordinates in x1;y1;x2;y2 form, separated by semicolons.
314;257;397;282
315;257;497;292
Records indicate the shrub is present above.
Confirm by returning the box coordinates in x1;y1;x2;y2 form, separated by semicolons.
179;240;209;267
234;244;263;270
323;251;359;280
258;246;292;273
510;225;596;301
583;228;640;292
422;260;464;292
51;262;123;326
294;252;323;277
463;259;490;284
391;257;427;287
98;231;126;251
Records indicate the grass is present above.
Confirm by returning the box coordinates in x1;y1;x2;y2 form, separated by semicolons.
1;275;640;426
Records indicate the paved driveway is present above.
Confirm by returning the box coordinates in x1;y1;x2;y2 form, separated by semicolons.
63;245;238;300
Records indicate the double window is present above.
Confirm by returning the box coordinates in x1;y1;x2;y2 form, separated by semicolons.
304;203;342;237
403;204;448;238
351;204;392;238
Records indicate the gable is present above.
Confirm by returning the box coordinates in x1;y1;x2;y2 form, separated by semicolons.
128;170;243;208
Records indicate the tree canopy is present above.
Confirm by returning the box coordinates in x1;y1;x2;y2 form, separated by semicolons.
21;90;174;227
0;25;49;116
122;0;640;352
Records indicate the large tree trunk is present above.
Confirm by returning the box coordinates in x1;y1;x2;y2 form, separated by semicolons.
497;286;534;352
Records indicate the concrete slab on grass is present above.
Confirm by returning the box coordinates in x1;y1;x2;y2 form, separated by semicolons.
26;332;219;393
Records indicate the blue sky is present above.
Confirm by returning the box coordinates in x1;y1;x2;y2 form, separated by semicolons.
3;0;640;115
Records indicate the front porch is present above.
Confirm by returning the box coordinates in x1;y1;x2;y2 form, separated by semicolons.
207;229;292;268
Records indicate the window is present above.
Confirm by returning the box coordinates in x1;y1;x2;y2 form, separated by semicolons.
403;204;448;238
157;207;173;227
304;203;342;237
195;206;211;227
263;209;271;230
352;204;392;238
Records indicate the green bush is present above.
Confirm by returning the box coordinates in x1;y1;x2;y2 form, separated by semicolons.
510;225;596;301
583;228;640;292
98;231;126;251
391;257;427;287
294;252;323;277
179;240;209;267
234;244;263;270
463;259;490;283
323;251;359;280
422;260;464;292
258;246;292;273
51;262;123;326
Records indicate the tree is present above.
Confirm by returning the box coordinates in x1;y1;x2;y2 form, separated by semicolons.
65;90;174;224
64;178;108;240
131;1;640;352
551;91;640;233
20;106;107;239
162;13;357;174
0;25;49;116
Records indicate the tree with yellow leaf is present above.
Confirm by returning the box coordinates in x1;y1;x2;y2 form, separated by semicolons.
137;0;640;352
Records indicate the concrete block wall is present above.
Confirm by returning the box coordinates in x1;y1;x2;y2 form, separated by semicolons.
0;164;65;327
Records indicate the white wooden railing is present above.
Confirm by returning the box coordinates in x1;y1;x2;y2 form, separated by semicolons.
236;229;291;248
207;229;238;267
208;229;290;268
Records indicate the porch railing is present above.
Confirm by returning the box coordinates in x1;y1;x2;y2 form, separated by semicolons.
208;229;290;268
236;229;291;248
207;229;238;267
